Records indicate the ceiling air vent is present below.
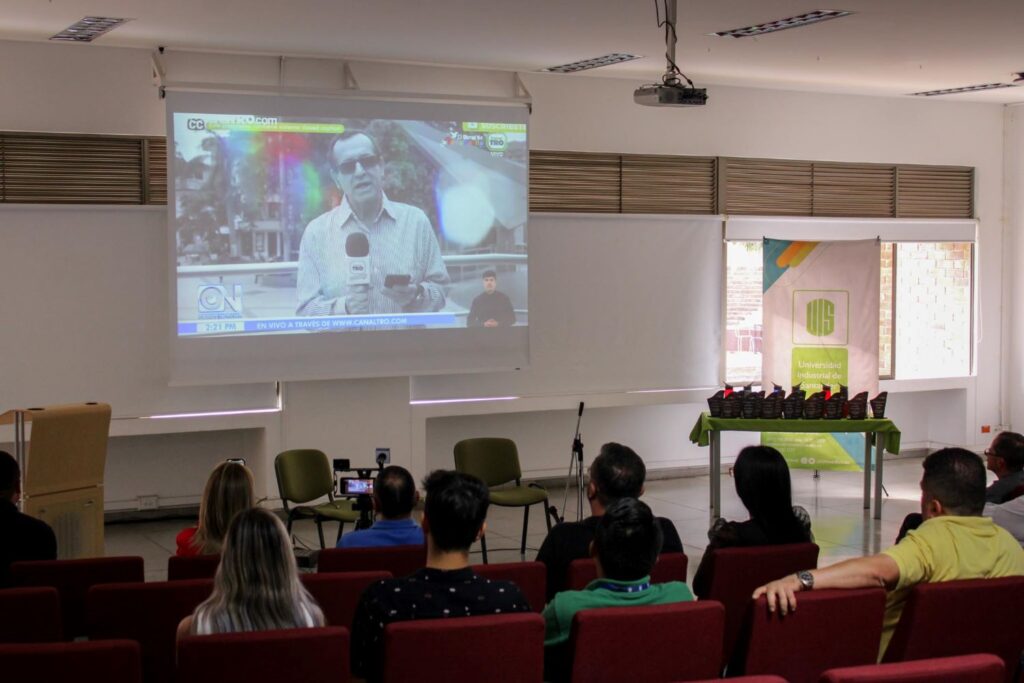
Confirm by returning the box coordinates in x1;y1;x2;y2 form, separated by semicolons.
51;17;130;43
910;83;1016;96
713;10;853;38
543;53;642;73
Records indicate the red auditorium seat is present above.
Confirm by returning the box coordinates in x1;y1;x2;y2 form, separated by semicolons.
176;627;350;683
820;653;1005;683
317;544;426;577
686;677;789;683
567;601;726;683
695;543;819;663
381;612;544;683
0;639;141;683
0;587;62;643
566;552;689;592
300;571;390;630
881;576;1024;682
473;561;547;612
88;578;214;683
10;556;145;639
167;554;220;581
736;588;886;683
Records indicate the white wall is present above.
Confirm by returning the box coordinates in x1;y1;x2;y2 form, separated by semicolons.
0;40;1007;509
1006;105;1024;431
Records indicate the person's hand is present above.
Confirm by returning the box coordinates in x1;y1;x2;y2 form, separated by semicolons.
345;289;369;314
382;283;419;306
484;319;499;327
752;574;803;616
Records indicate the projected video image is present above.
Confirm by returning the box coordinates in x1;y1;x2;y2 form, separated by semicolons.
172;113;527;336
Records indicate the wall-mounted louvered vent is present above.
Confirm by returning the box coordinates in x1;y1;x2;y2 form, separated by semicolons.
812;163;895;217
723;158;812;216
621;154;716;214
896;166;974;218
529;151;621;213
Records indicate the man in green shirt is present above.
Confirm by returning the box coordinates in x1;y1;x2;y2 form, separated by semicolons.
754;448;1024;659
542;497;694;679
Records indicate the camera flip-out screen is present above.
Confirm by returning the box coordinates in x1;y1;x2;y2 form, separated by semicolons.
167;91;530;384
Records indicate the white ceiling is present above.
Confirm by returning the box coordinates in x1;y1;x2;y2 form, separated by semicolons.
4;0;1024;103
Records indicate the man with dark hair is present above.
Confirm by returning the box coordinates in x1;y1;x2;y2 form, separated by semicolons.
296;129;450;316
0;451;57;588
983;430;1024;504
336;465;424;549
754;448;1024;658
536;442;684;600
467;269;516;327
351;470;530;682
541;498;693;680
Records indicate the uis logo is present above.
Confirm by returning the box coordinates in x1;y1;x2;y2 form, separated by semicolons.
187;118;205;131
806;298;836;337
793;290;848;345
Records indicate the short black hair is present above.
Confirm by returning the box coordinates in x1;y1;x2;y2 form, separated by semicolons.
375;466;416;519
593;497;663;581
589;443;646;505
0;450;19;499
992;431;1024;471
422;470;489;552
921;447;986;516
482;270;497;280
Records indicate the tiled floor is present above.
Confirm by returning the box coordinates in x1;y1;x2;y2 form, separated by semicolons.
106;455;927;582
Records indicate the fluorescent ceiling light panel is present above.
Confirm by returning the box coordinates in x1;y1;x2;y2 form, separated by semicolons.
543;53;641;73
50;16;130;42
910;83;1016;96
713;10;853;38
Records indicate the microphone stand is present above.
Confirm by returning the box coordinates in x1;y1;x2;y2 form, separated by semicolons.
552;402;585;524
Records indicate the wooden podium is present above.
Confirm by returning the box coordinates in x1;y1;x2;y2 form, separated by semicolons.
1;403;111;559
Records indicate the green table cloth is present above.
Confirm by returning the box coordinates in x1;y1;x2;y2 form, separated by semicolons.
689;413;901;454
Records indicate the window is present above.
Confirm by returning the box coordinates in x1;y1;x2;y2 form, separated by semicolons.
724;240;972;384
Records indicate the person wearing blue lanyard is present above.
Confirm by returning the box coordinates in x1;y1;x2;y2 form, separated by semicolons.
541;497;694;680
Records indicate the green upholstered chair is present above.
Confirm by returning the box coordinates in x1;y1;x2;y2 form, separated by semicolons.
274;449;360;549
453;438;551;563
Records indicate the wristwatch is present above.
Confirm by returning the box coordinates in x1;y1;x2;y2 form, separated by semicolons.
796;570;814;591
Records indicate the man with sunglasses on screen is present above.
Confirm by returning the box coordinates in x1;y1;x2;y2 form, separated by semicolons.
296;130;449;317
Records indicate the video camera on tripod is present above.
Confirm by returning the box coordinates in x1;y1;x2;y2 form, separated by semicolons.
333;449;391;530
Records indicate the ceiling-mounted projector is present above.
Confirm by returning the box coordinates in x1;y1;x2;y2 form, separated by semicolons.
635;0;707;107
634;83;707;107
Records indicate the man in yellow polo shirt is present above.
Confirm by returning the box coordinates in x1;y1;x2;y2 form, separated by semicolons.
753;447;1024;658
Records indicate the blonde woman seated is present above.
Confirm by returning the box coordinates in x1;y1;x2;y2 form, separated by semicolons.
177;507;324;638
176;460;255;557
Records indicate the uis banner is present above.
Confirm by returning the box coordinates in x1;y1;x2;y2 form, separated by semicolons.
761;239;880;471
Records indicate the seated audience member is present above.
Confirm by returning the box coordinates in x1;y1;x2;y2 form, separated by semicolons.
692;445;813;597
177;507;324;638
536;442;683;600
0;450;57;588
351;470;530;683
895;431;1024;542
754;448;1024;658
336;465;424;549
983;430;1024;503
986;495;1024;546
176;460;255;556
542;497;693;682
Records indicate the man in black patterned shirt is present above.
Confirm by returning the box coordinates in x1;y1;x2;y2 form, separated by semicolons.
351;469;529;682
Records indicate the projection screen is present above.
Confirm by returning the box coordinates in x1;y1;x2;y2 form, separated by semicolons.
166;91;529;385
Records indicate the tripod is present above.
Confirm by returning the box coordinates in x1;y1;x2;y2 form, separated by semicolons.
552;402;586;523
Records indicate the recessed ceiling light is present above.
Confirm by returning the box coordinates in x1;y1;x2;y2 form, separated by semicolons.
713;10;853;38
543;53;642;74
909;83;1017;97
50;16;130;42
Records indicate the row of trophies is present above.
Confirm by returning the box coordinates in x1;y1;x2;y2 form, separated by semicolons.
707;384;888;420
